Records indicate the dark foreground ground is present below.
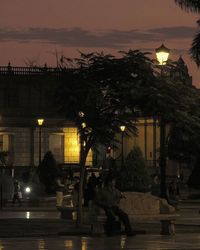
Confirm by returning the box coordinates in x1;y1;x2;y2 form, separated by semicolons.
0;199;200;249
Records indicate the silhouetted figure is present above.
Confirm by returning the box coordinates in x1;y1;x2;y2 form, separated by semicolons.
95;176;135;237
12;180;22;206
55;174;65;208
84;180;96;207
168;180;180;201
72;182;79;208
180;171;184;182
88;173;97;184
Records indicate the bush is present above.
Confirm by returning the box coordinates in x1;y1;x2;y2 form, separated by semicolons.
37;151;59;193
116;146;151;192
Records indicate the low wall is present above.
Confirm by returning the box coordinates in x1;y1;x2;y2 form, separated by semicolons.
120;192;175;216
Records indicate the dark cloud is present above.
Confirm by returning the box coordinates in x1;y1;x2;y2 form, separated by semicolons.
148;26;198;39
0;26;198;48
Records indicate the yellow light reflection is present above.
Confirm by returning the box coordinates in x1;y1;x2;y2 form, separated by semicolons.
64;240;73;248
0;243;4;250
38;239;45;250
81;238;87;250
121;236;126;248
26;211;30;219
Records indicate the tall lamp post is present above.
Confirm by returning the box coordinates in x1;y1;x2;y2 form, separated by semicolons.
155;44;170;199
37;118;44;165
120;125;126;167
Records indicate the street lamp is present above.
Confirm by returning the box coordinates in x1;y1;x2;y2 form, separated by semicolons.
156;44;170;66
120;125;126;167
37;118;44;165
155;44;170;199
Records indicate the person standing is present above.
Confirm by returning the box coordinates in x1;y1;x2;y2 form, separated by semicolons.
55;174;65;208
12;180;22;206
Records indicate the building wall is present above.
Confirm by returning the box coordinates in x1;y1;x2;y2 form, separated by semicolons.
63;127;92;166
126;118;160;162
0;66;185;176
113;118;160;174
0;126;93;168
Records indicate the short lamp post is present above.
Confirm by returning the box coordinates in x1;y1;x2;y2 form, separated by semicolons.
155;44;170;199
37;118;44;165
120;125;126;167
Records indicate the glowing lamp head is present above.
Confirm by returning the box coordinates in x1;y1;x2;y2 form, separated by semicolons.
155;44;170;65
78;111;85;118
81;122;86;128
37;119;44;126
25;186;31;193
120;125;126;132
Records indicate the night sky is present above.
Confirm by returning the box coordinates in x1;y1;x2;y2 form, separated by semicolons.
1;0;200;86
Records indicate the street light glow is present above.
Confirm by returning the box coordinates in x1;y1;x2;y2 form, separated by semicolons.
155;44;170;65
25;186;31;193
37;119;44;126
81;122;86;128
78;111;85;117
120;125;126;132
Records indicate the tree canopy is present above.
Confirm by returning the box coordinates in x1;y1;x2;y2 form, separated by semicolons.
175;0;200;13
55;51;200;166
56;50;158;154
55;49;200;222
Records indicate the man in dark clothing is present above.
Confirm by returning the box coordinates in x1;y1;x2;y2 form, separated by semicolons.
95;177;135;237
84;180;96;207
12;180;22;206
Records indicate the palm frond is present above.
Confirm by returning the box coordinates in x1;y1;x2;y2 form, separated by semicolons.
175;0;200;13
190;24;200;67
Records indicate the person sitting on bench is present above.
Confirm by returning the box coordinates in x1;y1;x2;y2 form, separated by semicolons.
95;176;135;237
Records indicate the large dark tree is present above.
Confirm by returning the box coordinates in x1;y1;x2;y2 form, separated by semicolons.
56;50;157;225
55;50;200;224
167;86;200;161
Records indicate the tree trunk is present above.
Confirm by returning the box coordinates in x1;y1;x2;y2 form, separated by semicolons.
76;138;88;227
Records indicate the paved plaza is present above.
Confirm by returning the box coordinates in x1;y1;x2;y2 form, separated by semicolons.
0;200;200;249
1;234;200;250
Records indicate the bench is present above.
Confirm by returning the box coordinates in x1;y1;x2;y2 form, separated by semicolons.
91;192;179;235
57;206;77;219
58;206;92;222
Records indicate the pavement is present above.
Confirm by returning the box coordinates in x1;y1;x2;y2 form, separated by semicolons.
0;198;200;236
0;198;200;249
2;234;200;250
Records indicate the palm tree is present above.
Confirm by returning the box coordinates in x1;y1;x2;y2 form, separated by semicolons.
175;0;200;66
175;0;200;12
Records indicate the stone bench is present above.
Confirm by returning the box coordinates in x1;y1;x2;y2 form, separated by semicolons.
91;192;179;235
57;206;91;221
57;206;77;219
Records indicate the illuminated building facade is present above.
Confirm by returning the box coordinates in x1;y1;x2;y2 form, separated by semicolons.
0;57;192;176
0;64;92;172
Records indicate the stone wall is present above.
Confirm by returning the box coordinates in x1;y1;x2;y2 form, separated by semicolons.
120;192;175;216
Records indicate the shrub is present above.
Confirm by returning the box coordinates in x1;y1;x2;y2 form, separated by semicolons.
116;146;151;192
37;151;59;193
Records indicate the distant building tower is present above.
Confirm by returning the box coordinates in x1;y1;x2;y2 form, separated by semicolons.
170;56;192;86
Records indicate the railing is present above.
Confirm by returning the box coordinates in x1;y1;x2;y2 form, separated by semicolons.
0;65;62;76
